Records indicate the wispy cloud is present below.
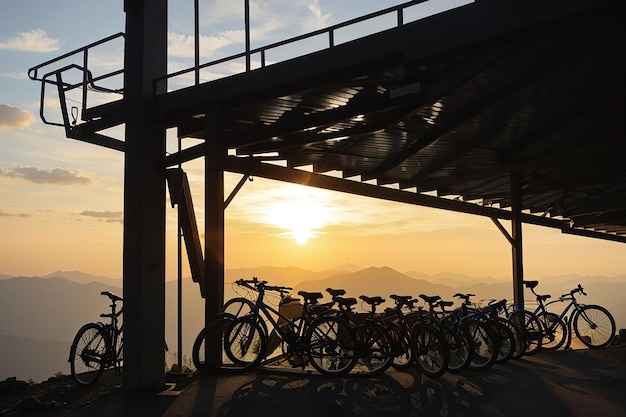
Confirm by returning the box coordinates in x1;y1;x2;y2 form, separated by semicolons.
1;72;29;81
0;166;91;185
0;210;30;218
169;15;285;59
0;104;35;131
304;0;332;31
0;29;60;53
80;210;123;224
169;31;243;58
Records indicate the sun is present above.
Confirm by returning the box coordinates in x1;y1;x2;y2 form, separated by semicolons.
262;187;332;244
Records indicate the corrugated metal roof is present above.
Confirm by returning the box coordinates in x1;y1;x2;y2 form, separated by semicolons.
131;0;626;239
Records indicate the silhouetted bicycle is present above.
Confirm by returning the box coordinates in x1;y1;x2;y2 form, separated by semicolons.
69;291;124;385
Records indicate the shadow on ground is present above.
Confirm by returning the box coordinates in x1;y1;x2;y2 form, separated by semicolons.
4;346;624;417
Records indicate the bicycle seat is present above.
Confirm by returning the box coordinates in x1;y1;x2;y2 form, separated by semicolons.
297;291;323;304
326;288;346;297
101;291;122;302
523;280;539;289
359;295;385;306
537;294;551;302
419;294;441;304
333;296;357;308
439;300;454;308
453;293;474;301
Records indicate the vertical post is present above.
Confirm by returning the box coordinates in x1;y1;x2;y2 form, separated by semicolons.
177;137;183;371
244;0;251;71
194;0;200;85
122;0;168;392
204;105;225;367
511;172;524;305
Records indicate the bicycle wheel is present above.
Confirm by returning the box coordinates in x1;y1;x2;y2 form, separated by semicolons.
509;310;542;355
536;312;567;351
114;333;123;375
306;316;357;376
224;315;266;370
351;321;394;376
573;305;616;348
411;323;449;379
389;323;413;369
193;313;253;374
444;326;472;373
69;323;106;385
491;318;515;364
223;297;255;318
502;318;526;359
463;319;497;371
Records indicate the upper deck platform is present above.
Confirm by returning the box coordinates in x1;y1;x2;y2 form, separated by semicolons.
30;0;626;240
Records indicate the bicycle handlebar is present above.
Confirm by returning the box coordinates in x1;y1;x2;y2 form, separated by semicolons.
234;277;292;294
561;283;586;298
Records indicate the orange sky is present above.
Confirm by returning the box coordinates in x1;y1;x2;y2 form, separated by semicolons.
4;147;625;281
1;0;624;281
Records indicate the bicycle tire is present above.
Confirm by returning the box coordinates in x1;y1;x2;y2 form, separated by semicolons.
69;323;106;386
509;309;542;355
444;326;472;373
491;318;515;364
193;313;255;374
463;319;497;371
502;318;526;359
224;315;266;370
411;323;449;379
351;321;394;376
389;323;413;369
573;305;616;348
306;315;357;376
536;312;567;351
223;297;255;318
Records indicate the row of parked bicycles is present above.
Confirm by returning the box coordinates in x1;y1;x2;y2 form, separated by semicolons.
192;278;616;378
67;277;616;385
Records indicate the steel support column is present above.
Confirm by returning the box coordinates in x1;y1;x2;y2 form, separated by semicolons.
204;106;226;366
511;172;524;305
122;0;168;392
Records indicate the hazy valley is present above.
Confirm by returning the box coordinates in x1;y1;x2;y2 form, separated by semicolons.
1;267;625;382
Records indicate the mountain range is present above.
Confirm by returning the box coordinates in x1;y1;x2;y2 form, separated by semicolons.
1;267;624;382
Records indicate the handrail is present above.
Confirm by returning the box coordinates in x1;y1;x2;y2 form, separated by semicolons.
161;0;435;91
28;32;125;81
28;33;125;131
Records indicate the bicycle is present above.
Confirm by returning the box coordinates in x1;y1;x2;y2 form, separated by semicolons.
420;294;498;372
69;291;124;385
525;281;616;349
223;278;358;376
328;293;396;377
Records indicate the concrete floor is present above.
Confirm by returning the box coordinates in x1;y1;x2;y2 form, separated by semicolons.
69;346;626;417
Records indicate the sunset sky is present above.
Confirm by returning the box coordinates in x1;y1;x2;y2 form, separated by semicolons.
1;0;625;282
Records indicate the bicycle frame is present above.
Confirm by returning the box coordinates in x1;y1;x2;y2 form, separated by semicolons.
99;308;123;371
243;284;318;360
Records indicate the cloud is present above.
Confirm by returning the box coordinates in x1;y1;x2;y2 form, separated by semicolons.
305;0;332;31
0;29;60;53
80;210;123;224
0;166;91;185
1;72;29;81
169;31;243;58
0;104;35;131
0;210;30;218
169;15;284;59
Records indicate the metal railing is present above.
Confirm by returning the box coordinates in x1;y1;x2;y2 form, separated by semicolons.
162;0;438;92
27;32;125;128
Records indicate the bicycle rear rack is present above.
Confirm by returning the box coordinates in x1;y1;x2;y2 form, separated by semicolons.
28;32;127;151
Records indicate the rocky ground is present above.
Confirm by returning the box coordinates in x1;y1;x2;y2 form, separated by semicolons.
1;344;624;417
0;370;196;417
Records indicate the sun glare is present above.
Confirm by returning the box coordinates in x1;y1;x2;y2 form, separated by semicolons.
262;187;332;245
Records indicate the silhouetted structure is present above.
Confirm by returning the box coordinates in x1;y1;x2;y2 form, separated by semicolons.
28;0;625;391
